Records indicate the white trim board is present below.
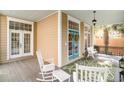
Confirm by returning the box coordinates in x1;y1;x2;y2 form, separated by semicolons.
68;15;80;23
7;17;33;24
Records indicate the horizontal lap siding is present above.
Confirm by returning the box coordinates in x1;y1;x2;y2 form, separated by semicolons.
80;22;85;55
0;15;7;63
37;13;58;65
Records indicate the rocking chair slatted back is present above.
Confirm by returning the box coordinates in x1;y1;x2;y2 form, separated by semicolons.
36;51;44;71
73;64;108;82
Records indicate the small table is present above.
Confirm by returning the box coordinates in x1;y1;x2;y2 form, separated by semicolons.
53;69;71;82
98;61;112;67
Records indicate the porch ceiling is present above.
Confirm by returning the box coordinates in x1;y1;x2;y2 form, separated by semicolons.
0;10;124;25
0;10;56;22
63;10;124;25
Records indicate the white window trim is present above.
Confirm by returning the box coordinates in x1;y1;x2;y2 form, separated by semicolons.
67;15;81;63
58;10;62;67
7;16;34;60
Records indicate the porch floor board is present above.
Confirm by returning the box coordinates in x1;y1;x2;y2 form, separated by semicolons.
0;58;40;82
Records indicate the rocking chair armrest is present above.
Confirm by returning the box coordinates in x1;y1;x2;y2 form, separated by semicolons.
43;64;55;71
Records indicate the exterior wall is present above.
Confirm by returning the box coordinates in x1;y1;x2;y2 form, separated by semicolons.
94;27;124;55
109;38;124;47
61;13;85;66
94;31;124;47
94;28;124;47
80;22;85;55
37;13;58;65
0;15;7;63
95;39;104;46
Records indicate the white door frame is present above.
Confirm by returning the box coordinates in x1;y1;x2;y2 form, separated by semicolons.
7;17;34;60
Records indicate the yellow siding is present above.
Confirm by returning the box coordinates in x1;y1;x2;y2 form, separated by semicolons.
37;13;58;65
80;22;85;55
0;15;7;63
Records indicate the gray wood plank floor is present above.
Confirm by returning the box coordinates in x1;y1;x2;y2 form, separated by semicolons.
0;58;41;82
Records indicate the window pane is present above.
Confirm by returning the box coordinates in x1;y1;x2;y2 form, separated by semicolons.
11;33;20;55
9;21;14;29
15;22;19;30
25;24;28;31
20;23;23;30
24;34;30;53
29;25;32;31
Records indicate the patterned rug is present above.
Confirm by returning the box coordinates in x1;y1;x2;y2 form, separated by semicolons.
62;58;117;82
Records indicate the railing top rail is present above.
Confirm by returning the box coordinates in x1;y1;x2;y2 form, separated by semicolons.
94;45;124;48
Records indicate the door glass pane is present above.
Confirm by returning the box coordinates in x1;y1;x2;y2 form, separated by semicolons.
88;34;91;47
69;32;73;41
74;33;79;54
68;31;73;57
11;33;20;55
69;42;73;56
68;30;79;60
24;34;31;53
25;24;28;31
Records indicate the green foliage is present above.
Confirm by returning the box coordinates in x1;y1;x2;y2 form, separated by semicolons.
95;23;124;34
112;24;124;34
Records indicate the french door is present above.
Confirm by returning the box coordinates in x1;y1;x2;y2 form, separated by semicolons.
84;24;92;50
68;30;79;60
8;19;33;59
10;31;21;58
10;30;32;58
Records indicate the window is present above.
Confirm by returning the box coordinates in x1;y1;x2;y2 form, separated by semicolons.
9;21;32;31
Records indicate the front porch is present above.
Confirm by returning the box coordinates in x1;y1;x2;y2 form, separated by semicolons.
0;56;123;82
0;10;124;82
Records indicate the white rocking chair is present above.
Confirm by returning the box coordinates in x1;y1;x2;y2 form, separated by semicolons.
73;64;109;82
87;47;97;59
36;50;55;82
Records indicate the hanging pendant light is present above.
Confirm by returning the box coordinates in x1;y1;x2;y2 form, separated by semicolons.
92;11;97;26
